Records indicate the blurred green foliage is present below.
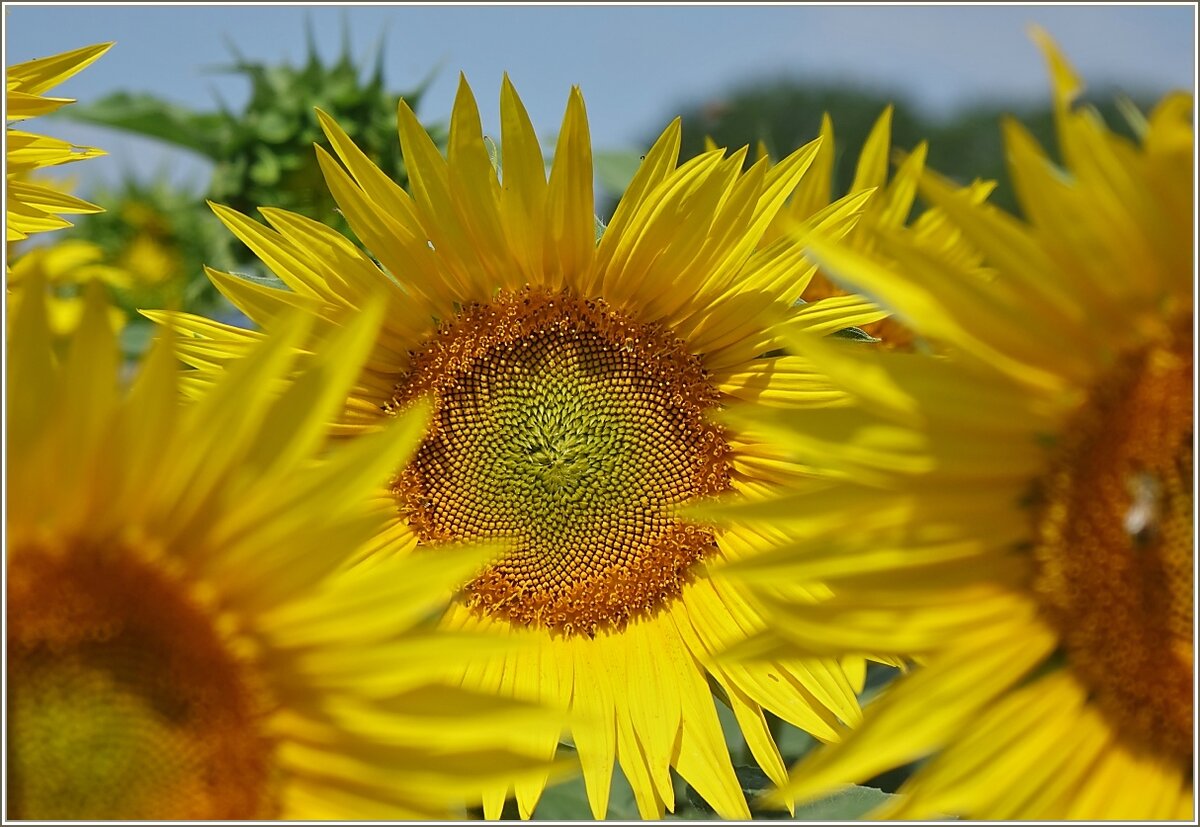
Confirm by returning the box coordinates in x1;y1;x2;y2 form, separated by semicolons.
62;23;443;238
63;176;236;311
52;21;447;350
660;77;1157;215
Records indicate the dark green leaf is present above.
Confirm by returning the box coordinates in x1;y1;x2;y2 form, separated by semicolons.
686;764;771;816
531;757;640;821
830;325;880;343
56;92;228;160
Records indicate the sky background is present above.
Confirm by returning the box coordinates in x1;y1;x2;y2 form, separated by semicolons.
4;3;1197;195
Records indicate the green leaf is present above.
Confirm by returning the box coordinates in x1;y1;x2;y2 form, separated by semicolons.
249;146;282;185
229;266;287;291
790;785;895;820
56;92;228;160
531;756;640;821
685;764;896;820
686;764;769;816
255;110;295;144
830;324;880;343
774;717;819;764
593;150;644;199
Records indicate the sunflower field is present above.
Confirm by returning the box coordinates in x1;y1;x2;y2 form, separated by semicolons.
3;6;1195;822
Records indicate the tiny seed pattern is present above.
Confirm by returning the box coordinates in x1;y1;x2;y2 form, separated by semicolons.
393;289;731;636
1032;331;1193;763
6;540;276;819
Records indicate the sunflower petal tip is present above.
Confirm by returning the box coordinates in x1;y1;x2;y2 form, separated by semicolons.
205;199;233;220
453;72;473;100
758;786;794;812
1029;26;1083;103
499;72;519;100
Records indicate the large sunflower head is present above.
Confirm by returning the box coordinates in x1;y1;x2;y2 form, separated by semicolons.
710;28;1193;820
6;43;111;245
150;75;891;818
6;278;561;819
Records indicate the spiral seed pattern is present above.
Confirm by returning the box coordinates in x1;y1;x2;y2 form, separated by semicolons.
393;289;731;636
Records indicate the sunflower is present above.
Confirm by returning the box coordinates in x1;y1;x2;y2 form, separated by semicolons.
7;238;129;334
148;76;889;818
6;43;111;244
758;106;997;350
710;29;1193;819
6;278;563;819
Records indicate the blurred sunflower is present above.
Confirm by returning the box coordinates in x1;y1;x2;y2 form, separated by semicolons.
6;238;129;334
111;200;186;286
759;106;995;349
150;76;884;818
6;43;111;244
6;280;561;819
711;29;1193;819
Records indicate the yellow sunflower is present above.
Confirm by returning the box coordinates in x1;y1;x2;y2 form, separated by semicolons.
7;238;129;334
711;29;1194;819
149;76;889;818
6;279;561;819
6;43;111;244
760;106;996;350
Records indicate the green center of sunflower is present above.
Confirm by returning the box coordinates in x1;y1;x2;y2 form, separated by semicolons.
1032;329;1193;762
393;289;730;636
6;540;277;819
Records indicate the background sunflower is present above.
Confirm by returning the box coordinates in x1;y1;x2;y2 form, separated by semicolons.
709;29;1194;820
6;279;563;819
6;43;111;246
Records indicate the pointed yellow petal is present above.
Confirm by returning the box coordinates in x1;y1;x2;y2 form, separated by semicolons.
499;73;548;280
767;621;1057;807
545;87;595;287
7;42;112;96
446;76;512;289
667;615;751;819
789;294;888;336
315;107;421;234
592;117;682;290
803;234;1073;393
787;113;834;221
569;640;617;818
851;106;893;193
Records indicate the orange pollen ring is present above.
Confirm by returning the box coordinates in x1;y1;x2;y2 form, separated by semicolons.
391;288;731;636
5;538;277;819
1032;330;1194;763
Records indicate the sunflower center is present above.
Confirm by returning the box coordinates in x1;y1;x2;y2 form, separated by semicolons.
1032;331;1193;761
393;289;730;636
6;540;277;819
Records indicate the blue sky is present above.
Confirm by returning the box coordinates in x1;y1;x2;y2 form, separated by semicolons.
5;3;1196;194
